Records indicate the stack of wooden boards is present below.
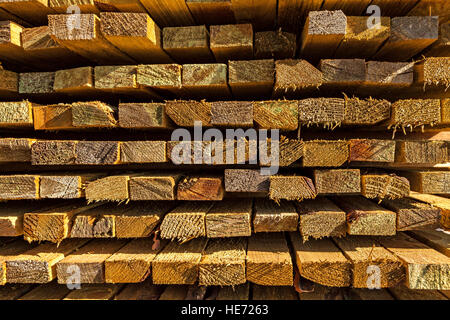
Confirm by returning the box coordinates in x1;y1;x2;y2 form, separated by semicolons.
0;0;449;300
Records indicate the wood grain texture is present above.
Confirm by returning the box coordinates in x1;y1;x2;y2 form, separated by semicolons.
269;175;316;201
129;173;182;200
343;97;391;125
228;59;274;97
182;63;229;99
119;141;167;164
408;229;449;258
0;138;33;162
299;98;345;127
40;174;100;199
408;191;450;229
0;101;32;127
400;171;449;195
211;101;253;127
210;24;253;62
0;175;39;200
361;174;410;201
247;233;293;286
253;100;297;130
395;140;447;164
224;169;270;193
254;31;296;59
177;175;224;201
253;199;298;232
31;140;77;165
303;140;349;167
349;139;396;162
205;199;252;238
118;103;171;129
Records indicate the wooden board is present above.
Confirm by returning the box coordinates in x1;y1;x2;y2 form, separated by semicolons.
0;175;39;200
253;100;297;131
228;59;274;98
70;206;116;238
163;25;213;63
114;279;163;300
365;61;414;88
332;196;397;236
136;64;182;95
118;103;171;129
408;229;449;257
205;199;252;238
6;239;88;283
296;197;347;241
231;0;276;30
53;66;97;95
343;97;391;125
247;233;293;286
349;139;396;162
224;169;269;193
23;202;103;242
314;169;361;195
139;0;195;27
199;238;246;286
334;236;405;288
56;239;127;284
119;141;167;164
381;198;441;231
300;10;347;61
0;202;35;236
389;285;448;300
48;14;135;65
298;98;345;128
374;16;439;61
334;16;390;58
209;23;253;62
177;175;224;201
0;69;18;98
395;140;447;164
361;174;410;201
85;175;132;202
114;202;174;238
269;176;316;201
0;101;33;127
165;100;211;127
377;233;450;290
254;31;296;60
424;21;450;57
18;282;71;300
129;173;182;200
75;141;120;165
253;199;298;232
0;0;54;25
100;12;171;64
408;191;450;229
186;0;235;26
303;140;349;167
252;284;298;300
160;202;213;242
182;63;229;99
31;140;77;165
415;57;450;90
105;238;166;283
0;239;34;285
40;174;101;199
63;284;120;300
320;59;366;87
216;283;249;300
273;59;323;97
210;101;253;127
0;138;34;162
289;232;352;287
402;171;449;194
152;238;207;284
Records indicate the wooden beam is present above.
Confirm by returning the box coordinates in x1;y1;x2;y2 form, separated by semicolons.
0;203;36;236
0;0;54;25
186;0;235;26
0;175;39;200
289;232;352;287
0;21;38;69
114;202;174;238
334;236;404;288
114;279;163;300
63;284;121;300
53;66;97;96
408;229;449;257
165;100;211;127
0;69;18;98
136;63;182;95
349;139;396;162
71;102;117;128
381;197;442;231
334;16;390;58
40;174;101;199
163;25;213;63
6;239;88;283
0;138;33;162
129;173;182;201
253;100;297;130
370;0;419;16
199;238;246;286
424;21;450;57
31;140;77;165
160;202;213;242
100;12;171;64
269;175;316;201
182;63;230;99
210;23;253;62
273;59;323;97
389;285;448;300
211;101;253;127
0;239;34;285
361;174;410;201
228;59;274;98
408;0;450;22
32;103;72;130
374;16;439;61
177;175;224;201
332;196;397;236
85;175;134;202
320;59;366;89
105;238;165;283
0;101;32;127
296;197;347;241
118;102;171;129
205;199;252;238
231;0;276;30
152;238;207;284
75;141;120;165
119;141;167;164
343;97;391;125
254;31;296;60
377;233;450;290
18;282;71;300
18;71;56;95
23;202;103;243
415;57;450;92
402;171;449;194
224;169;269;193
365;61;414;87
247;233;293;286
303;140;349;167
389;99;442;131
48;14;135;65
442;99;450;124
408;191;450;229
300;10;347;61
277;0;323;32
70;206;116;238
253;199;298;232
262;136;304;167
56;239;127;284
395;140;447;164
298;98;345;128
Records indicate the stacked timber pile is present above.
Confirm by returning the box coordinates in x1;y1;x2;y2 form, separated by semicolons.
0;0;448;301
